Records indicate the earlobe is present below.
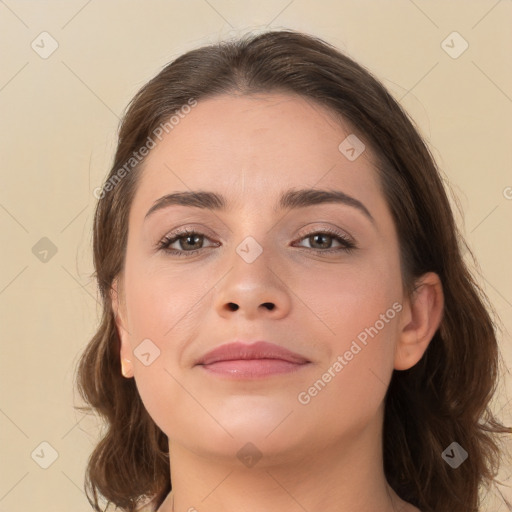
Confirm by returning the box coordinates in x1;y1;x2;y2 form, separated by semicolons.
120;357;133;378
394;272;444;371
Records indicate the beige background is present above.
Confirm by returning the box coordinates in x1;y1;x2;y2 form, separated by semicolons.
0;1;511;511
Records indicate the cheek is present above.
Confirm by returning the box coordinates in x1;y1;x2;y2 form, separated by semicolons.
120;261;221;436
123;258;208;341
294;253;402;349
291;256;401;414
291;268;402;438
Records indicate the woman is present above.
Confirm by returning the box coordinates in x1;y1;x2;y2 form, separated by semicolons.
75;29;511;512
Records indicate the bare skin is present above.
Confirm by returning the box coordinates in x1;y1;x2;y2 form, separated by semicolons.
112;92;443;512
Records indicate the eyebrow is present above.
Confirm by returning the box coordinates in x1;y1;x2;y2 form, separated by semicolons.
144;188;375;224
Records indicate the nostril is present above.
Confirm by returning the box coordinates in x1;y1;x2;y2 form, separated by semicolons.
262;303;275;310
227;303;239;311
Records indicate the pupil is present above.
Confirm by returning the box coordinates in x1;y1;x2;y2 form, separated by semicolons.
184;234;200;249
313;234;330;248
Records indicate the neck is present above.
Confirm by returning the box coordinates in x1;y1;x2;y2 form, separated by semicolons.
158;405;414;512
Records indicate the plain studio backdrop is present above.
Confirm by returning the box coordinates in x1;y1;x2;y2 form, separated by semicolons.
0;1;511;511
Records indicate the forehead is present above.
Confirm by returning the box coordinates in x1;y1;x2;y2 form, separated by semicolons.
131;92;383;217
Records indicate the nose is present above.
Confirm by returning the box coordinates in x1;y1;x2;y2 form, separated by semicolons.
213;248;292;321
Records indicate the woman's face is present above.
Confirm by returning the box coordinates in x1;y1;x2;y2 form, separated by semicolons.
113;92;407;463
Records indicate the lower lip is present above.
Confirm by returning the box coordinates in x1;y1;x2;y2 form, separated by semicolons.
199;359;309;379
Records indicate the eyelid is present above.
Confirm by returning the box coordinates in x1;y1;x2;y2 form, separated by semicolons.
156;224;216;243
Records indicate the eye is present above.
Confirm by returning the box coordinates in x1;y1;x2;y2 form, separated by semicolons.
293;229;356;254
156;229;218;256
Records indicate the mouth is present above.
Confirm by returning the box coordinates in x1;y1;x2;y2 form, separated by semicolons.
195;341;311;379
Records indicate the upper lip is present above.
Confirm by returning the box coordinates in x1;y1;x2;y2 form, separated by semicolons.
196;341;310;366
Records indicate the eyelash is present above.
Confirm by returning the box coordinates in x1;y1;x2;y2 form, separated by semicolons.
156;227;357;257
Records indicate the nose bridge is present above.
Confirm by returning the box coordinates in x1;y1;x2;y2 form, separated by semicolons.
213;231;292;319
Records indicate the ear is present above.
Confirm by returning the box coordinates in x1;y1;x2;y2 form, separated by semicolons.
111;276;134;378
394;272;444;371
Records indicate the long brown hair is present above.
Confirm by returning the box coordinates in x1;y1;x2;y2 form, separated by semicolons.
75;29;511;512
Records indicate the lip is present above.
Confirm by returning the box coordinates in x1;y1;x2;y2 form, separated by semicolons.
196;341;309;365
195;341;310;379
